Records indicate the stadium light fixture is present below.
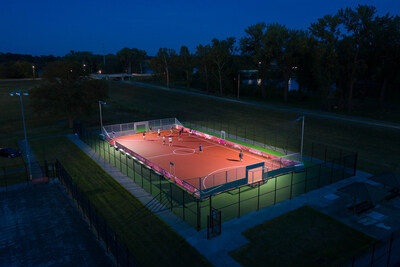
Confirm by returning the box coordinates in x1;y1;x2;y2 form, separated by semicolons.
9;89;32;180
99;100;106;131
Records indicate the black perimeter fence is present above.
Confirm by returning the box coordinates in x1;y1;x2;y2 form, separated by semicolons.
55;160;137;267
0;160;56;189
77;121;358;232
345;231;400;267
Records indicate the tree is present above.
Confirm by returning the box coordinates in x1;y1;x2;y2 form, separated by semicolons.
178;46;192;88
30;61;108;128
210;38;236;95
309;14;342;107
337;5;377;112
263;23;307;102
240;23;272;98
195;44;212;91
370;14;400;106
116;48;147;74
150;48;177;88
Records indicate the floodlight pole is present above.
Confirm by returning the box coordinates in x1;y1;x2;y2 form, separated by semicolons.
300;116;305;162
12;90;32;180
99;101;106;132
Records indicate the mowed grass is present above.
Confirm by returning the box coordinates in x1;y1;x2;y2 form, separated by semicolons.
0;80;72;168
230;206;376;266
106;81;400;175
30;137;210;267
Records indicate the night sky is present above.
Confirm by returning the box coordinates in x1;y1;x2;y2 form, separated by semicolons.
1;0;399;56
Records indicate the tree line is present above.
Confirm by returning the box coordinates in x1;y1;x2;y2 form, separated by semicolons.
0;48;149;79
150;5;400;111
2;5;399;112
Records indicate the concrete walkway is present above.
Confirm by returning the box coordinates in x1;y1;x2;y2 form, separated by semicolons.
0;179;113;266
68;134;383;266
124;81;400;130
17;139;44;179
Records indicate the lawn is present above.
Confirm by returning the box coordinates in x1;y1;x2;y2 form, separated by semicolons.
229;206;376;266
30;137;210;267
106;81;400;175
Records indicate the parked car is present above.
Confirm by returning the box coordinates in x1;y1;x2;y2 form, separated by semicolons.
0;147;22;158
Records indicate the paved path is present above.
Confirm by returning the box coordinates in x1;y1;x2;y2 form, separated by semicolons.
124;81;400;130
17;140;43;179
69;134;390;266
0;179;113;267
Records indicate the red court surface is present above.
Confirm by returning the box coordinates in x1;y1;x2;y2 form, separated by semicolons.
114;129;281;191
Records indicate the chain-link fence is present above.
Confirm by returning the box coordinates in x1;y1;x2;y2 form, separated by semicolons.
344;232;400;267
0;160;56;189
80;125;357;231
55;160;136;267
183;120;354;164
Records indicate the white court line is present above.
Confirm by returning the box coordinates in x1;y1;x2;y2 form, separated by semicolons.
191;135;263;161
202;166;241;189
146;144;217;159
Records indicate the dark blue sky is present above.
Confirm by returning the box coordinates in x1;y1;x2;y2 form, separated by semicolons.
1;0;399;57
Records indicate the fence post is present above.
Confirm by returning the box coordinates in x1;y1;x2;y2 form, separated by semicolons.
290;172;294;199
159;174;162;202
304;167;308;193
114;146;116;166
370;243;375;267
170;183;173;210
149;170;152;195
182;189;185;220
197;199;201;231
141;165;144;187
119;151;122;171
354;152;358;176
274;177;277;204
238;187;241;218
318;164;322;188
387;232;394;267
311;142;314;163
104;219;109;252
257;181;261;211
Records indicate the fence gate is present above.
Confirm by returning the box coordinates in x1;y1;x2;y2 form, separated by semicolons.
207;208;221;239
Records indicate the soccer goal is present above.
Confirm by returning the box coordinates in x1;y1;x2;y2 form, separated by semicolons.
221;130;226;140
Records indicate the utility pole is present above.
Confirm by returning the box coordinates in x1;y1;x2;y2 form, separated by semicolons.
237;73;240;99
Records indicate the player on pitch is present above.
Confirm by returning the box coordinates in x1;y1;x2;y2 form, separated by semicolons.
199;143;202;153
163;136;165;145
170;126;174;135
142;132;146;140
158;128;161;137
169;137;172;146
239;150;243;162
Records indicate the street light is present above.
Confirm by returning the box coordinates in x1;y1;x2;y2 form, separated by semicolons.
10;90;32;180
99;100;106;132
32;65;35;80
296;115;305;161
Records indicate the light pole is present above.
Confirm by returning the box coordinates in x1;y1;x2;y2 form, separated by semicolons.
99;100;106;131
296;115;305;161
32;65;35;80
10;90;32;180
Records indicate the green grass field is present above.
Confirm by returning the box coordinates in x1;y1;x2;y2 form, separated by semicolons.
230;206;376;266
30;137;210;267
105;82;399;175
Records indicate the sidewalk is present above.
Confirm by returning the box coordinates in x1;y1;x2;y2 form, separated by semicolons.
17;139;44;179
68;134;379;266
